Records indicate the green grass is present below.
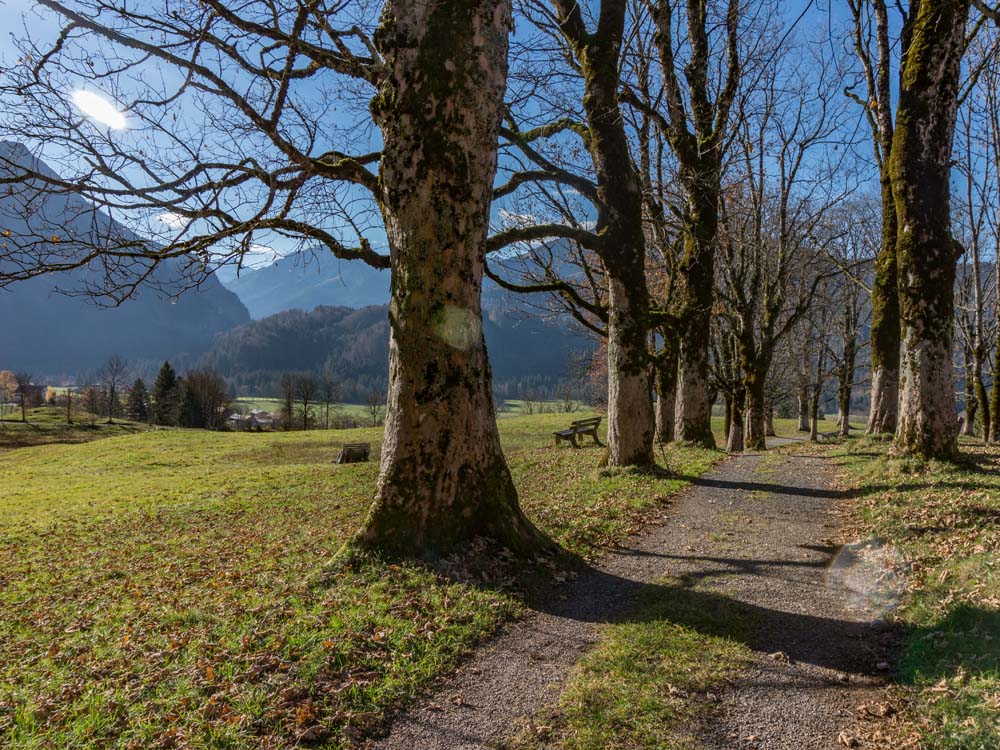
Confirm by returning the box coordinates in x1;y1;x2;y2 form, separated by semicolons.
0;407;155;453
234;398;375;423
1;411;724;749
834;438;1000;750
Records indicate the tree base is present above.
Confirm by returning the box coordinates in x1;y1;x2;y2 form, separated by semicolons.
353;465;551;561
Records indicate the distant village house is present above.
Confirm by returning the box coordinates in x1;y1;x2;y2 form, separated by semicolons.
227;409;274;431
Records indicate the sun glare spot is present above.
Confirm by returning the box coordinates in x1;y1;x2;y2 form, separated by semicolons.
825;539;908;621
71;90;129;130
158;212;187;230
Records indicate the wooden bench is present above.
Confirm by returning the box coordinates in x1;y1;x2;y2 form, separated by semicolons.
553;417;603;448
335;442;371;464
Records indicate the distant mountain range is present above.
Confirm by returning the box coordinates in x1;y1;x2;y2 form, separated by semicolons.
0;142;251;377
0;143;594;391
221;250;390;318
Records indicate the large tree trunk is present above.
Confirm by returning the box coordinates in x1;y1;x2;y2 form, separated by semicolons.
727;388;745;453
765;400;776;437
575;3;655;467
654;334;678;444
745;378;767;451
675;188;718;448
606;273;655;466
797;387;810;432
867;178;900;435
743;341;769;451
890;0;967;460
839;333;857;437
360;0;541;556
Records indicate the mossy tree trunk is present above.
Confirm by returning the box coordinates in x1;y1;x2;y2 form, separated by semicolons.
727;386;745;453
554;0;655;467
651;0;740;449
654;329;678;443
674;196;719;447
847;0;900;436
360;0;542;556
744;371;769;451
867;179;900;435
890;0;968;460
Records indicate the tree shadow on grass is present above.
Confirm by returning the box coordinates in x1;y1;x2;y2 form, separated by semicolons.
895;604;1000;684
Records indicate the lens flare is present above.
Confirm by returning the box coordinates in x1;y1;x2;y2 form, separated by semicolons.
826;539;907;621
432;305;481;351
71;90;129;130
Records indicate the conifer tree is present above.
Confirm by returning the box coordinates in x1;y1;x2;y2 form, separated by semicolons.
126;378;150;423
152;361;180;426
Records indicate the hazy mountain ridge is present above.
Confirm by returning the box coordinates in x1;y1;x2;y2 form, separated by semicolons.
0;142;251;377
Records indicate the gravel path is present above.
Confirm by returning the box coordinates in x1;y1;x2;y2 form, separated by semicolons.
371;447;897;750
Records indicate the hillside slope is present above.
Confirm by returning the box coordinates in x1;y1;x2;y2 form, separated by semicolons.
0;141;251;377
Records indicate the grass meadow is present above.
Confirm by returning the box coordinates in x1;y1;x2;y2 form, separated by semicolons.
834;438;1000;749
0;409;743;749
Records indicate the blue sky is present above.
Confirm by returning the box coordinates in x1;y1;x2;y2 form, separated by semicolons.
0;0;865;268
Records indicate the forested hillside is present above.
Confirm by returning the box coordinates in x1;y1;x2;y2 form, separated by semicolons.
198;303;593;402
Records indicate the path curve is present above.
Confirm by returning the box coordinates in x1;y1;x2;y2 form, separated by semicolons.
371;449;896;750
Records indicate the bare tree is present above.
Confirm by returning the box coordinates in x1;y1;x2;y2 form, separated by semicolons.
319;367;340;430
636;0;745;447
296;375;318;430
845;0;902;436
278;374;296;432
489;0;656;467
366;389;385;427
0;0;540;556
13;371;33;423
99;355;128;424
715;40;852;450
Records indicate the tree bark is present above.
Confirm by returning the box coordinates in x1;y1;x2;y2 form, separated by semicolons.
838;329;857;437
867;175;900;435
654;334;678;444
360;0;541;556
890;0;967;460
745;375;767;451
809;380;821;442
727;388;745;453
675;198;718;447
562;0;655;467
765;400;776;437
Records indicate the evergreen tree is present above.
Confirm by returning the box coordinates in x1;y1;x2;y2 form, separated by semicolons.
178;378;203;428
126;378;150;423
152;361;180;426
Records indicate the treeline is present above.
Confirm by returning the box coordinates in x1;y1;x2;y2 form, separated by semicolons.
196;304;593;403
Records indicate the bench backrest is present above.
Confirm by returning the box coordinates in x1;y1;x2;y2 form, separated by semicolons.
337;442;371;464
571;417;601;429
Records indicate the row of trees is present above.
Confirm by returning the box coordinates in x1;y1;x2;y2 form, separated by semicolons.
2;0;999;555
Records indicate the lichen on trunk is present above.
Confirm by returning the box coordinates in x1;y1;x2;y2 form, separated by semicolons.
867;179;900;435
889;0;969;460
358;0;543;556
